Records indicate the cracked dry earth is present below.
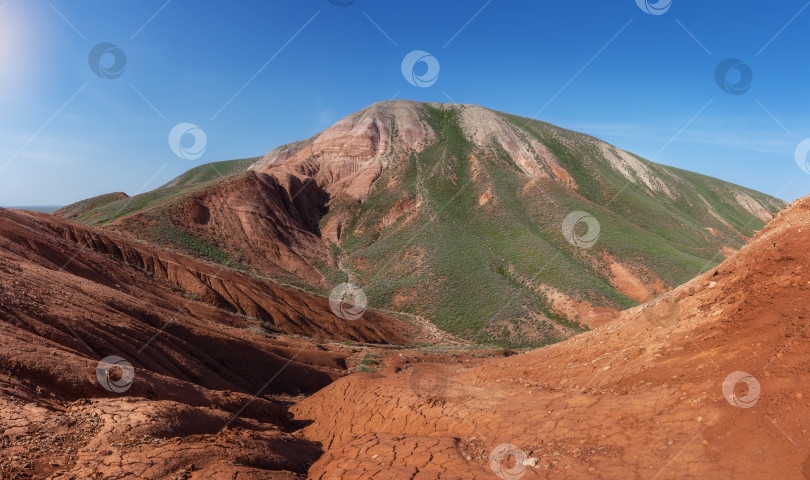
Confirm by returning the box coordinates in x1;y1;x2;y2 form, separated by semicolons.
293;197;810;479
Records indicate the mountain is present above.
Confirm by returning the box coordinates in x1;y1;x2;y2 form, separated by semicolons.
57;100;786;346
293;196;810;479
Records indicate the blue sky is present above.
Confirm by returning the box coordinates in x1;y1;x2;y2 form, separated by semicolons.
1;0;809;205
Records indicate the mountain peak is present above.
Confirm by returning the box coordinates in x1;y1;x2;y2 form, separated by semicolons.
57;101;786;346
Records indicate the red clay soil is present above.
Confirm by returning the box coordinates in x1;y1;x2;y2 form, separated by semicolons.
0;207;415;479
26;209;412;344
292;197;810;479
113;170;334;288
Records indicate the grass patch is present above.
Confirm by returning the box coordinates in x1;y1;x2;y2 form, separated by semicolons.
153;221;241;269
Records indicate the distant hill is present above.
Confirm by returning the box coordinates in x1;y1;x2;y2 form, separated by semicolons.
4;205;65;214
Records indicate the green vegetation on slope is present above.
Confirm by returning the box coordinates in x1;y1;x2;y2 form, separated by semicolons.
54;192;128;220
59;157;259;226
165;157;258;187
325;106;597;346
319;104;785;346
152;220;241;269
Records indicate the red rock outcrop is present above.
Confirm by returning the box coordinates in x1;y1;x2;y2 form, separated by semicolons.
113;170;333;288
251;100;436;202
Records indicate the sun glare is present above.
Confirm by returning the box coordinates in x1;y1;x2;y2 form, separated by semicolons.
0;3;34;92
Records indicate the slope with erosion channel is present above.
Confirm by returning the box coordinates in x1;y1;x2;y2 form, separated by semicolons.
0;206;422;479
292;195;810;480
58;100;786;346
